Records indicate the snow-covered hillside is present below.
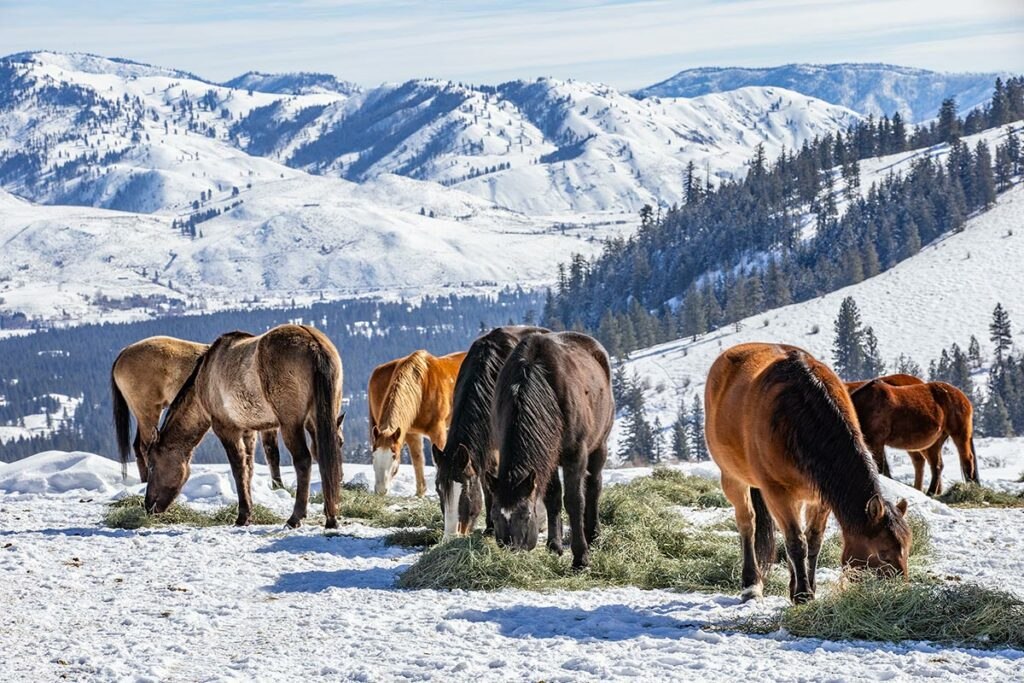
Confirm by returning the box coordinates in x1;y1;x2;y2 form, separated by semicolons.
636;63;1001;123
2;450;1022;680
617;184;1024;451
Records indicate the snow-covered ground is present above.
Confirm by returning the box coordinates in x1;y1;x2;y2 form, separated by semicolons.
2;449;1023;681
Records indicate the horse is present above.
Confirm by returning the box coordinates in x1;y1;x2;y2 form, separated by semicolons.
487;331;614;570
144;325;345;528
705;342;911;604
111;336;283;486
433;326;549;538
369;349;466;497
845;374;926;480
850;379;979;496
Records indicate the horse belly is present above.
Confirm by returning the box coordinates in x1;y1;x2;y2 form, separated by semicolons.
888;409;942;450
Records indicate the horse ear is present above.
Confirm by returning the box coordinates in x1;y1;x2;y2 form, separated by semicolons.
485;471;500;493
371;425;380;439
454;443;471;471
865;494;885;524
896;498;908;517
337;412;346;427
514;471;535;498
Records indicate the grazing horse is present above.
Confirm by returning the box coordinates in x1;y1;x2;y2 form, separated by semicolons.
487;332;614;570
111;337;284;486
850;379;978;496
145;325;345;528
369;349;466;497
705;343;911;604
846;374;925;485
433;326;549;538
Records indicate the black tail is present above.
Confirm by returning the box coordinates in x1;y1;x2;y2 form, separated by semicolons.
311;342;342;526
966;435;980;484
750;488;776;577
111;369;132;480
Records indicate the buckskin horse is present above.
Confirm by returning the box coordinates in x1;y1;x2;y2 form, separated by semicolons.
705;342;911;604
433;326;548;537
111;336;282;486
488;331;614;570
850;377;979;495
144;325;344;528
368;349;466;496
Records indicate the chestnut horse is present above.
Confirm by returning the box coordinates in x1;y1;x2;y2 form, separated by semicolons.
850;379;978;495
369;349;466;496
433;326;548;537
145;325;345;528
487;332;614;570
705;343;911;604
111;336;282;486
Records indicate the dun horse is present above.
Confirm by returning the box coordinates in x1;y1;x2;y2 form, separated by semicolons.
433;326;548;537
705;343;911;604
850;378;979;495
368;349;466;496
145;325;345;528
488;332;614;570
111;337;282;486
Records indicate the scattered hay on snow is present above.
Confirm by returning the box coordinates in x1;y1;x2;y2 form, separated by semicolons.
104;495;284;529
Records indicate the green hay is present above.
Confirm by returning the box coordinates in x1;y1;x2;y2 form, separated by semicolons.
937;483;1024;508
103;495;284;529
397;472;932;594
382;527;443;548
740;576;1024;649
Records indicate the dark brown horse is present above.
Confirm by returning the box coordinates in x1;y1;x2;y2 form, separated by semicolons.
487;332;614;570
850;379;978;495
111;336;285;487
705;343;911;604
145;325;345;528
433;326;549;538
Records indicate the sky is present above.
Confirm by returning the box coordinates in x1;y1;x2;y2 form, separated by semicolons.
1;0;1022;88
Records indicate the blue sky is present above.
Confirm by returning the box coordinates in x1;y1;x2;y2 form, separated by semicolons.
1;0;1021;87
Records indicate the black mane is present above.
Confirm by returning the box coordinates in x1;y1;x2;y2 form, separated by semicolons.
160;330;252;432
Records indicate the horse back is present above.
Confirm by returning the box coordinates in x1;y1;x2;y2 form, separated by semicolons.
113;336;209;409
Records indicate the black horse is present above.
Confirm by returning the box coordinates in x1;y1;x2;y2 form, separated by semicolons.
487;331;614;569
433;326;548;537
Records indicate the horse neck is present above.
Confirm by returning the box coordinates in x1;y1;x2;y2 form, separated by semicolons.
378;360;425;434
159;386;211;457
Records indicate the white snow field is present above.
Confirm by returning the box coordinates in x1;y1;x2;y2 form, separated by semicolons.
2;450;1023;682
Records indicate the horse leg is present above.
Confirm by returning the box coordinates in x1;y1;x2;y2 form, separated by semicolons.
134;410;161;483
721;474;762;601
262;430;284;490
804;502;830;597
282;426;313;528
762;492;812;604
216;427;253;526
950;430;978;485
867;440;890;478
406;434;427;497
562;457;589;570
908;451;926;491
132;430;147;483
543;470;563;555
584;445;607;546
924;438;946;497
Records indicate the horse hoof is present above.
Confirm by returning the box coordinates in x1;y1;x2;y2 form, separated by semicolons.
325;518;339;530
740;584;764;602
792;591;815;605
571;554;590;572
285;516;302;529
234;517;251;527
547;542;564;556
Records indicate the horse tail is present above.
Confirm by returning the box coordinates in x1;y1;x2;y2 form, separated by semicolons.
750;487;776;577
311;338;342;526
968;434;980;484
111;366;132;480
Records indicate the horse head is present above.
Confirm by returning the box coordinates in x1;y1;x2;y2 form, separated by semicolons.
434;443;482;538
143;427;192;515
371;425;403;494
487;470;539;551
842;495;912;579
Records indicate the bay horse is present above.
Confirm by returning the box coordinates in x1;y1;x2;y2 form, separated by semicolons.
433;326;549;538
369;349;466;497
111;337;283;486
850;379;979;496
487;332;614;570
145;325;345;528
705;343;911;604
846;374;925;481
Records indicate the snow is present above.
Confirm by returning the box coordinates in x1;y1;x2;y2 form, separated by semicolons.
0;393;82;444
2;450;1023;680
615;184;1024;455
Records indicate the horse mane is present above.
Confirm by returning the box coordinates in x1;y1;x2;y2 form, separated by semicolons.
493;337;561;504
377;350;429;434
446;329;521;465
764;350;883;532
160;331;250;432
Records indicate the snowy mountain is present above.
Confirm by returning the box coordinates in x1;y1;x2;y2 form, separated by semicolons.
616;182;1024;453
635;63;1002;123
222;71;361;96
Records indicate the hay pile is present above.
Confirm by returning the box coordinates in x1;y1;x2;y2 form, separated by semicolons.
937;483;1024;508
104;495;284;529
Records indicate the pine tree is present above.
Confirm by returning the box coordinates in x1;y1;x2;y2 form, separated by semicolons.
990;303;1013;361
894;353;923;377
968;335;983;370
832;296;865;380
671;398;692;461
862;326;886;378
981;392;1013;437
937;98;960;144
974;141;996;208
689;394;708;461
